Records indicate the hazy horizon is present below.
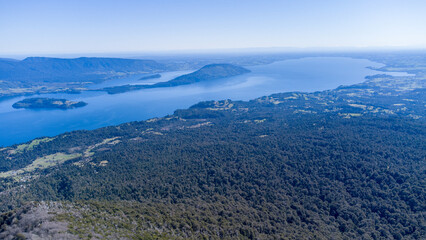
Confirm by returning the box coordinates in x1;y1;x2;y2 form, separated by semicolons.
1;0;426;57
2;46;426;60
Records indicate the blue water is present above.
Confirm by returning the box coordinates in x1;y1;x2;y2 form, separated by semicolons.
0;57;411;147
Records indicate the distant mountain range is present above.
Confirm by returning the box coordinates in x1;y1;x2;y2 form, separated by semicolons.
0;57;166;83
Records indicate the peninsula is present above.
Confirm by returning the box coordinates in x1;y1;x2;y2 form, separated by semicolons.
102;64;250;94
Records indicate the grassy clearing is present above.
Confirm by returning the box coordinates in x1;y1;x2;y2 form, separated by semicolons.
12;137;55;154
348;104;367;110
25;153;81;172
0;153;81;178
83;137;120;157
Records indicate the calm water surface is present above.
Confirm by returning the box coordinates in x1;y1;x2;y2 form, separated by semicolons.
0;57;411;146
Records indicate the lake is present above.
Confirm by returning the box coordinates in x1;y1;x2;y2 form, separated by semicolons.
0;57;411;147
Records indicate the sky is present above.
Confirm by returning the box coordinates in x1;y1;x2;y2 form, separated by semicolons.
1;0;426;56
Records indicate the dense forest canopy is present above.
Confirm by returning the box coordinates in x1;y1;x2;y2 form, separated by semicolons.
0;53;425;239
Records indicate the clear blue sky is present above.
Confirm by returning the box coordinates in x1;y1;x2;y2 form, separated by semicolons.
1;0;425;55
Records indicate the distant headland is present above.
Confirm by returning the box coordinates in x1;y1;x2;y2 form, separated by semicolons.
139;74;161;80
102;64;251;94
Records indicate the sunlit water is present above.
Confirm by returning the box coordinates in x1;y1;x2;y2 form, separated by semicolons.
0;57;411;146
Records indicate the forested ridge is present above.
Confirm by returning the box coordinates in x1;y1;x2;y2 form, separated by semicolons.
0;60;425;239
102;64;250;94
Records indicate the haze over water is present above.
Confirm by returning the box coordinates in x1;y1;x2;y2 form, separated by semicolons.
0;57;410;147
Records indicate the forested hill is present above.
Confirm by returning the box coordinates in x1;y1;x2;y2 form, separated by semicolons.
160;63;251;86
0;71;425;239
102;63;251;94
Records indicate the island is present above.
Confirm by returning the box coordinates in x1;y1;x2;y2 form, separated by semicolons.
138;73;161;80
12;97;87;110
102;64;251;94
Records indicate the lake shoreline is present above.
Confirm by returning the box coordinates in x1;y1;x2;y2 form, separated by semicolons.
0;57;413;147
